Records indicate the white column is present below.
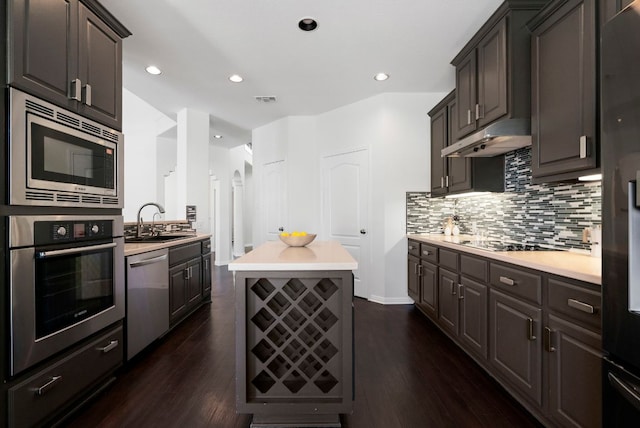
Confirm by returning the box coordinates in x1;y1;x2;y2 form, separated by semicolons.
177;108;210;232
233;177;245;257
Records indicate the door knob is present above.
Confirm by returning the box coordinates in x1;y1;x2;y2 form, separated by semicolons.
360;229;367;235
278;227;284;232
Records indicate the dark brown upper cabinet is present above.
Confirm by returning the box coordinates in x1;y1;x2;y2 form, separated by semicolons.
529;0;598;182
429;91;504;197
451;0;548;141
8;0;130;130
602;0;635;24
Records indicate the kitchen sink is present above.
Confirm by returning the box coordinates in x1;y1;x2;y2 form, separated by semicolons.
125;234;195;243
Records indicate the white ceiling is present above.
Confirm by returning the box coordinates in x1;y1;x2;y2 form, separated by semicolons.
101;0;504;147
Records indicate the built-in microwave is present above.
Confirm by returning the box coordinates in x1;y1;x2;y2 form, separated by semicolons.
9;88;124;208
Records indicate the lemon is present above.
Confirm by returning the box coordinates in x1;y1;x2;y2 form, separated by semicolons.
300;231;307;236
280;232;290;237
292;231;301;237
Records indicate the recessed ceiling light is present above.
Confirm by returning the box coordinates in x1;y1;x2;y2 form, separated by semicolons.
213;135;223;139
229;74;244;83
374;73;390;81
145;65;162;75
298;17;318;31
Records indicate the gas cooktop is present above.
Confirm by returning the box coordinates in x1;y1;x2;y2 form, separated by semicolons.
459;240;551;252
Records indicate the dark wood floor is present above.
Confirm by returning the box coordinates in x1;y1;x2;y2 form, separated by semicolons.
66;266;541;428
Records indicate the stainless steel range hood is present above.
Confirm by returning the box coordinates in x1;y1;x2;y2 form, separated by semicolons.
441;118;531;158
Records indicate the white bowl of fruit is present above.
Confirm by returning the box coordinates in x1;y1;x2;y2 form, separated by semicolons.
279;231;316;247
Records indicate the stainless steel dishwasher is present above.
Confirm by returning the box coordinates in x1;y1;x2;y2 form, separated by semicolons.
126;248;169;360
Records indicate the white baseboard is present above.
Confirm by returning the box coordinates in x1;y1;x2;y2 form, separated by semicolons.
368;295;414;305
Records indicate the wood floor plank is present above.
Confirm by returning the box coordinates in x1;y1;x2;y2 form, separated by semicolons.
65;265;541;428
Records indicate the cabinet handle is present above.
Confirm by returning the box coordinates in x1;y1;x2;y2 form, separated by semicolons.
544;327;556;352
445;176;449;187
70;79;82;101
184;268;190;280
579;136;588;159
467;109;472;125
458;284;464;300
35;376;62;396
414;263;418;275
567;298;597;314
417;264;423;276
96;340;119;354
441;176;444;188
422;250;430;256
83;83;92;106
527;318;536;341
408;245;415;251
475;104;484;120
450;282;456;295
499;276;516;286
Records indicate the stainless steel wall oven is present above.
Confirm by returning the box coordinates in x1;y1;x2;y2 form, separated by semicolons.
8;88;123;208
8;215;124;376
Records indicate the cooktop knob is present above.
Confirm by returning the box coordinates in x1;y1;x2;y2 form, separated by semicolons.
91;224;100;234
57;226;67;237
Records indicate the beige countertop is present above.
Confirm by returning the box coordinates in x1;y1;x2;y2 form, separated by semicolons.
408;234;601;285
228;240;358;271
124;234;211;257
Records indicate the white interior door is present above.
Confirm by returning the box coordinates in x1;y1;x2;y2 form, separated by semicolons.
262;160;287;242
321;149;369;299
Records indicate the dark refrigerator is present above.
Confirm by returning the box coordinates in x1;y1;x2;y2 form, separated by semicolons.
602;1;640;425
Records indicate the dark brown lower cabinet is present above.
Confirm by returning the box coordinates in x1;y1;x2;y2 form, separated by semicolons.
169;262;189;323
408;254;420;302
419;261;438;320
490;289;543;407
459;277;488;359
546;314;602;428
407;240;602;427
438;267;459;336
169;238;210;327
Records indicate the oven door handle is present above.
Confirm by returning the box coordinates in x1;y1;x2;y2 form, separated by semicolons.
36;242;117;258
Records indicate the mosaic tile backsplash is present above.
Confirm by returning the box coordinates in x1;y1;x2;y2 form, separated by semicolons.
407;147;601;251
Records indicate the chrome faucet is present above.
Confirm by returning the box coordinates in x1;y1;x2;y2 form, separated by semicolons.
137;202;166;238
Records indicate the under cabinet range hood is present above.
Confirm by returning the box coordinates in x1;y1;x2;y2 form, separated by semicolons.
441;118;532;158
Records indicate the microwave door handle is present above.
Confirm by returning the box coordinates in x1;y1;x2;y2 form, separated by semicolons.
36;242;117;258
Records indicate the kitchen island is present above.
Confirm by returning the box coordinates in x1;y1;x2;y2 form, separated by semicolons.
229;240;357;428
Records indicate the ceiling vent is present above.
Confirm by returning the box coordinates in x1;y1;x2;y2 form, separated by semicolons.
255;96;277;103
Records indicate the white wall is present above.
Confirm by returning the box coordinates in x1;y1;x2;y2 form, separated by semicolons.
121;89;176;221
252;92;447;303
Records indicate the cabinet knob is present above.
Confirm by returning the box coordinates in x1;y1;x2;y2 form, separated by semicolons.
360;229;367;235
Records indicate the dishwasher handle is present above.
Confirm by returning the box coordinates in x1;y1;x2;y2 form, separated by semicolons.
129;254;168;268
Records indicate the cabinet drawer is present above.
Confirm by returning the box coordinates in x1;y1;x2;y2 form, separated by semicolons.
461;254;488;282
420;244;438;264
547;277;601;330
169;242;201;266
439;248;458;270
408;240;420;257
490;263;542;304
8;325;123;427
